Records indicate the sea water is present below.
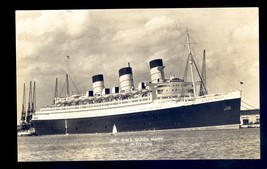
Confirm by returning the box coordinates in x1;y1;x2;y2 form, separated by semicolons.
17;128;260;161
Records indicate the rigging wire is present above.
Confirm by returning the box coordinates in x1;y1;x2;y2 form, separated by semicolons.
56;56;82;98
241;100;258;109
174;22;186;78
69;75;81;95
182;28;259;110
183;29;208;94
66;57;82;95
190;38;259;109
178;40;187;77
240;92;259;108
59;76;66;97
241;104;250;110
165;26;188;79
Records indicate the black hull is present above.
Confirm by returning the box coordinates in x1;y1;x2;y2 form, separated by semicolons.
32;98;241;135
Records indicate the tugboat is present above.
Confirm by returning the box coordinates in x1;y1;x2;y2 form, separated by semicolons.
17;126;36;136
18;82;36;136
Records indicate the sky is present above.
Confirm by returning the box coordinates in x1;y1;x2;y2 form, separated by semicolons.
16;8;259;125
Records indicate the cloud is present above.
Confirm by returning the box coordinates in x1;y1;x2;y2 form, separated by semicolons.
230;20;259;44
112;16;182;47
16;10;90;37
145;16;178;31
146;49;169;63
108;16;185;81
203;18;259;106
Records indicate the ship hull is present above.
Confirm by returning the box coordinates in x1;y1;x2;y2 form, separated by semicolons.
32;98;240;135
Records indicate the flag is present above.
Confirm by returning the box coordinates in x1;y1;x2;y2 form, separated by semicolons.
240;82;244;84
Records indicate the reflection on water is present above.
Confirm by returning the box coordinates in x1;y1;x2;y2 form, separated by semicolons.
17;128;260;161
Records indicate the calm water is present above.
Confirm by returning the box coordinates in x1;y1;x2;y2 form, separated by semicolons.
17;128;260;161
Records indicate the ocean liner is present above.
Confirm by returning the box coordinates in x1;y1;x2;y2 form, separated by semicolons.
31;29;241;135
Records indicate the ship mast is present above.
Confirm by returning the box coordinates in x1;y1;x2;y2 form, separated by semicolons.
58;56;80;98
54;77;58;104
186;27;197;98
66;56;70;97
199;50;208;96
66;74;70;97
184;28;209;98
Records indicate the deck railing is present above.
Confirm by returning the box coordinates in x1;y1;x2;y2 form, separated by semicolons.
39;95;152;112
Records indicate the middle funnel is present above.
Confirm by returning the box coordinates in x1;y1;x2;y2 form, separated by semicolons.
118;64;134;93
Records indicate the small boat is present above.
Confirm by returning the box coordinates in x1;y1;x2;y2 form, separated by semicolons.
111;124;117;135
17;128;36;136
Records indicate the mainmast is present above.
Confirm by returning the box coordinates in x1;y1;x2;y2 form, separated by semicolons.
186;27;197;98
58;55;80;99
183;28;209;98
66;74;70;97
54;77;58;104
65;56;80;96
66;56;70;97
